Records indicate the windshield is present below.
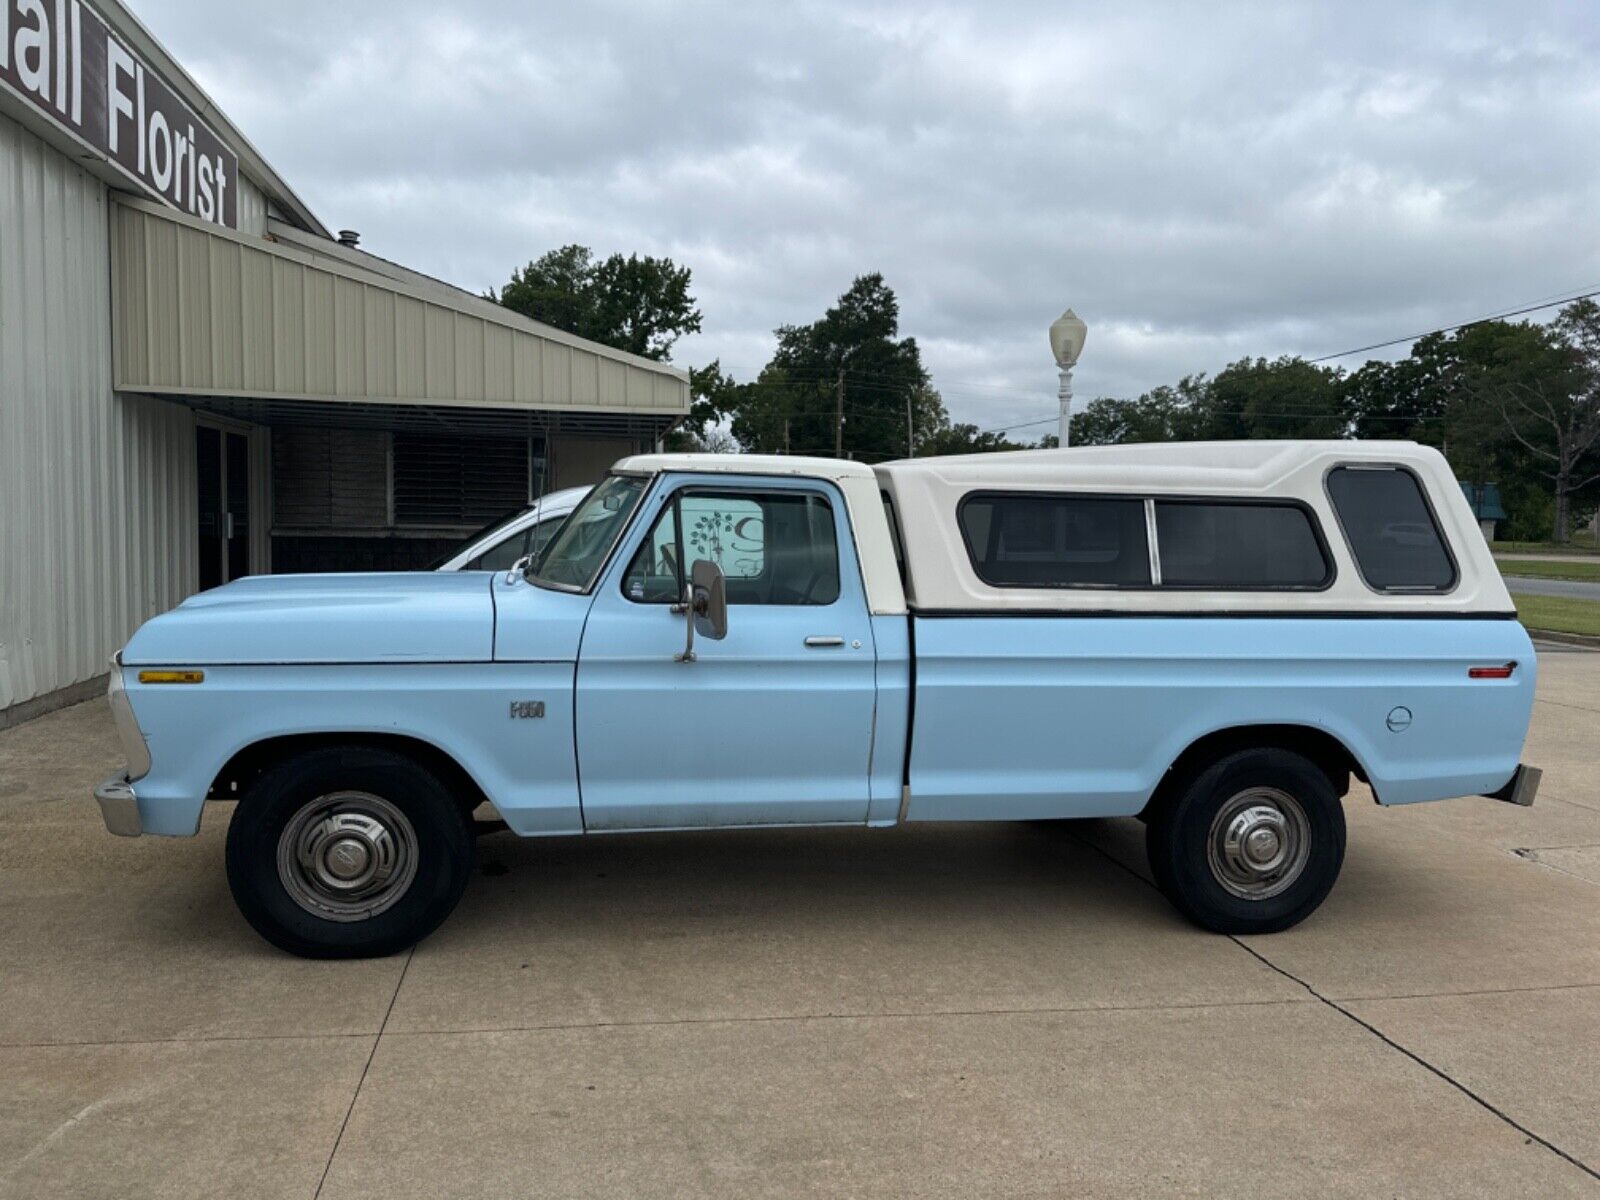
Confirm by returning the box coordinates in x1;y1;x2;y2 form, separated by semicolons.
528;474;650;590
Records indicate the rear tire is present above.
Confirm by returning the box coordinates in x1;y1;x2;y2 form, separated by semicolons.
225;745;473;959
1146;747;1344;935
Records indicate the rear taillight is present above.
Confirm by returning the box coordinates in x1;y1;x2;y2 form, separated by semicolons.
1468;663;1517;680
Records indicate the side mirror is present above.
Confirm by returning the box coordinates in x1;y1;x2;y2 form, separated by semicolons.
690;559;728;640
674;559;728;662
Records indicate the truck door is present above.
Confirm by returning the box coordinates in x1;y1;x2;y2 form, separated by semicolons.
575;475;877;829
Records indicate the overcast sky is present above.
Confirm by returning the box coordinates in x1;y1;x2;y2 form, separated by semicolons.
136;0;1599;435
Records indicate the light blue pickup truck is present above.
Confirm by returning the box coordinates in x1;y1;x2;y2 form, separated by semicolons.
97;442;1540;958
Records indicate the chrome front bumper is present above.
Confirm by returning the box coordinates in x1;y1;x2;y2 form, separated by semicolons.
95;775;143;836
1486;764;1541;808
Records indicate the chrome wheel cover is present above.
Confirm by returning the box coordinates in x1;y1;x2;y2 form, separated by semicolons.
1205;787;1311;901
276;792;419;922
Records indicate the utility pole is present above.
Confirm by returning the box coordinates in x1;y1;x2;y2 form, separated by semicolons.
906;389;915;458
834;369;844;458
783;418;790;455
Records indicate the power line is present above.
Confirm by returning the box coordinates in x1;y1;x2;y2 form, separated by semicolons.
1306;286;1600;364
709;281;1600;446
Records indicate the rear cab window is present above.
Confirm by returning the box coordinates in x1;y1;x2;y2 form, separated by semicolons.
881;490;909;587
1325;466;1456;593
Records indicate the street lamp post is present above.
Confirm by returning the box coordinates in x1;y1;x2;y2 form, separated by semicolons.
1049;309;1088;447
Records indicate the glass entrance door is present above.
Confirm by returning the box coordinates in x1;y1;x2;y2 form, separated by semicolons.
196;426;251;590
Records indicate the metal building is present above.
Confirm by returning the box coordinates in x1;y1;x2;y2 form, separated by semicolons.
0;0;689;724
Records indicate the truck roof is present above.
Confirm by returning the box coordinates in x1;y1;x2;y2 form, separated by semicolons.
612;453;878;482
620;440;1436;488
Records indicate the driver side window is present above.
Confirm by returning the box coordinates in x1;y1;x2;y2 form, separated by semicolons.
623;488;841;606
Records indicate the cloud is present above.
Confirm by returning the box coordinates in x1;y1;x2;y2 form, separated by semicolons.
137;0;1600;433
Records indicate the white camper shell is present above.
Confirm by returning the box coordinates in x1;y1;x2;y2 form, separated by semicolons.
874;441;1512;616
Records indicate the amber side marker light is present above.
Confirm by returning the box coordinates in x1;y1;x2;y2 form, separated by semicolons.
1468;663;1517;680
137;669;205;684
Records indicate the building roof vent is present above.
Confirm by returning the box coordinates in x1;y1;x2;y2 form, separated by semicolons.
337;229;361;248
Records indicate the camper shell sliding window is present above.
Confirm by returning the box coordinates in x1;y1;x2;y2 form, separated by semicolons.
957;491;1333;592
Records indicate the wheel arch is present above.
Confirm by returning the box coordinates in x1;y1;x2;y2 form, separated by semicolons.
207;732;491;817
1142;723;1370;820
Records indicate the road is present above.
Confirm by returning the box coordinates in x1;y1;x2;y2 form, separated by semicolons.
1504;574;1600;600
1495;551;1600;562
3;658;1600;1197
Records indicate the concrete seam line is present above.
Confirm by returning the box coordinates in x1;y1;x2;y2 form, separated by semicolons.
314;947;415;1200
0;1031;378;1050
1511;843;1600;852
1534;697;1600;717
1527;788;1600;815
374;996;1316;1040
1226;936;1600;1185
1067;828;1600;1184
1329;980;1600;1005
0;997;1317;1051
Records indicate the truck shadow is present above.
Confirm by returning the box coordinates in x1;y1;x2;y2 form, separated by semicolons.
442;817;1180;945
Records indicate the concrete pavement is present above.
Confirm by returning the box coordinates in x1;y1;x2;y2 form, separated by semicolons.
2;653;1599;1197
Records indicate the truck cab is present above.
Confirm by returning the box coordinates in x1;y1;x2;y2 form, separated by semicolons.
97;442;1539;958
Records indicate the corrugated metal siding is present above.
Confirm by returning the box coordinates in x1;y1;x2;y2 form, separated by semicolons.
1;114;196;711
235;175;270;237
111;198;691;417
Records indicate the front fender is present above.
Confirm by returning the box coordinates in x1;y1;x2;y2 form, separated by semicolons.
123;663;581;836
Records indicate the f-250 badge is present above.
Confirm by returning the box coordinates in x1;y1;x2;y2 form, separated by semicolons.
509;701;545;719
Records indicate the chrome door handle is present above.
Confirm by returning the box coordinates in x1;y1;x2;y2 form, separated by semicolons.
804;636;845;647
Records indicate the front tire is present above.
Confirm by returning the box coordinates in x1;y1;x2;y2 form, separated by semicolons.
225;746;474;959
1146;747;1345;935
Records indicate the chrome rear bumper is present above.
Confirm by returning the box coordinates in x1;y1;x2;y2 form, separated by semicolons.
1486;764;1541;808
95;776;143;836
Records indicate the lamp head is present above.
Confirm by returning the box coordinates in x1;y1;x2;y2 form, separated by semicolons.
1049;308;1088;368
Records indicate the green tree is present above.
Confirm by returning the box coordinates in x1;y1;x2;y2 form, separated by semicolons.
662;361;745;452
1451;302;1600;541
729;275;949;461
1207;356;1348;439
920;422;1028;456
1344;333;1455;445
1068;378;1213;445
490;244;702;361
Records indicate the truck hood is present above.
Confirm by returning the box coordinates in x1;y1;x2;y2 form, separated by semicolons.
121;573;496;665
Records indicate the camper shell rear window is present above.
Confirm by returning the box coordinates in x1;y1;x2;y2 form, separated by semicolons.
1325;466;1457;593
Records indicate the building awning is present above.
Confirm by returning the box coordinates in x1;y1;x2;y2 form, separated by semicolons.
109;196;690;436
